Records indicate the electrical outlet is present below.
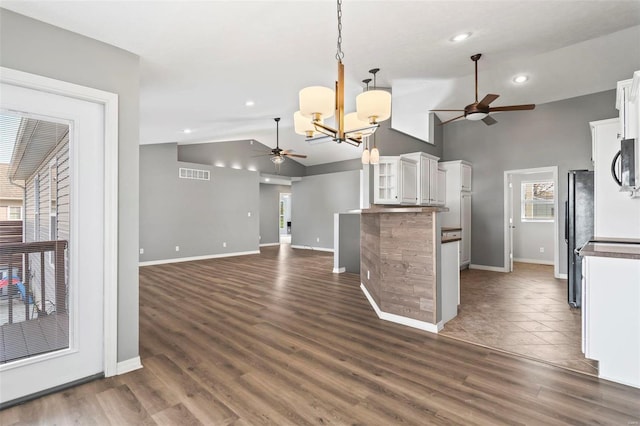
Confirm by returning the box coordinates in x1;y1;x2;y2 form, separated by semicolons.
247;212;251;217
175;246;180;252
316;237;320;243
223;242;227;248
139;248;144;255
539;247;545;253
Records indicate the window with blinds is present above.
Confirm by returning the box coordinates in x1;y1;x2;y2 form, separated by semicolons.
521;181;554;221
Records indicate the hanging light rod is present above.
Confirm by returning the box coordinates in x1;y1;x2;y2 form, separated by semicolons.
294;0;391;147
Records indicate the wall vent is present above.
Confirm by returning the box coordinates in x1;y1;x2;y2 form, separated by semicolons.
179;167;210;181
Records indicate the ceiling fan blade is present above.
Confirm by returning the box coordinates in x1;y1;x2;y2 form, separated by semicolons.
478;94;499;108
438;115;465;126
482;115;498;126
489;104;536;112
430;109;465;112
284;153;308;159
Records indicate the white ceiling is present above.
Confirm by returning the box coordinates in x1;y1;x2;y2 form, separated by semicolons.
3;1;640;166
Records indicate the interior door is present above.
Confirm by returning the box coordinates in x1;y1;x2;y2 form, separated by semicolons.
0;83;105;406
508;176;514;272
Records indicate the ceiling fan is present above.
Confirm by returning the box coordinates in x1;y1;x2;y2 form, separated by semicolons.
260;118;307;168
431;53;535;126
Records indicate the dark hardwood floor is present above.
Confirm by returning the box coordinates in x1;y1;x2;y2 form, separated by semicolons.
2;245;639;425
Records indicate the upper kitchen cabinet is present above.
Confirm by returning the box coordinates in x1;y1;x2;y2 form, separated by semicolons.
441;160;473;193
616;71;640;140
400;151;444;206
374;156;418;205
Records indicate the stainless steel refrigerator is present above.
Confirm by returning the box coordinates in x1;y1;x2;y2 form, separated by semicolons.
565;170;594;308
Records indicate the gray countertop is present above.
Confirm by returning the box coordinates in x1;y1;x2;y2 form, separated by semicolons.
579;238;640;260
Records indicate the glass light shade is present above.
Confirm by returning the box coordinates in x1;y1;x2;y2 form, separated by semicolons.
361;148;370;165
294;111;321;136
271;155;285;164
466;112;488;121
370;147;380;164
356;90;391;123
345;112;375;137
299;86;335;119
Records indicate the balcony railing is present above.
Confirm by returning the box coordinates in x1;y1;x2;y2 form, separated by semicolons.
0;240;67;324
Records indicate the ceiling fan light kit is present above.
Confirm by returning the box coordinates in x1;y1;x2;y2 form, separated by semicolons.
295;0;391;147
431;53;536;126
265;117;308;170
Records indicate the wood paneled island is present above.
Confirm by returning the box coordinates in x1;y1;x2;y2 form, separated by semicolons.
360;205;449;333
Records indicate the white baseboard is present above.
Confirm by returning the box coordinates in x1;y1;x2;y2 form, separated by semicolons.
360;283;442;334
259;243;280;247
332;267;346;274
116;356;142;375
469;264;509;273
139;250;260;266
291;245;334;253
514;258;554;265
556;273;568;279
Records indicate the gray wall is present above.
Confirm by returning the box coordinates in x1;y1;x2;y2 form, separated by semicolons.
512;172;555;263
442;90;617;273
140;143;260;261
292;170;360;250
178;140;306;177
306;158;362;176
0;9;141;362
259;184;291;245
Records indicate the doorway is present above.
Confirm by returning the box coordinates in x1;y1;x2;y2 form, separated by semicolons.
0;68;118;407
279;193;292;245
503;166;560;277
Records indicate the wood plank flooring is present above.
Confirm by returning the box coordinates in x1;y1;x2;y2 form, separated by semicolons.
2;245;639;425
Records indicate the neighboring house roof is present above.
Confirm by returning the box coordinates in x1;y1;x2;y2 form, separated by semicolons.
0;163;24;200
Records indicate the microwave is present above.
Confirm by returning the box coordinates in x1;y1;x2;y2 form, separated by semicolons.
612;137;639;197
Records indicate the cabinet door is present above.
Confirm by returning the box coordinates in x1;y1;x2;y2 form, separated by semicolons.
429;159;438;203
436;169;446;205
400;159;418;204
461;164;472;191
374;158;400;204
461;193;471;265
420;156;430;204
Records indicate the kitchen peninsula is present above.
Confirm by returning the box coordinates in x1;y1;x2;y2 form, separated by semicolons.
360;205;457;333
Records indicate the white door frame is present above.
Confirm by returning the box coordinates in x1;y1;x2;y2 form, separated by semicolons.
503;166;561;278
0;67;119;377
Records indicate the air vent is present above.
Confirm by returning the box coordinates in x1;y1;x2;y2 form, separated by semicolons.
178;167;210;181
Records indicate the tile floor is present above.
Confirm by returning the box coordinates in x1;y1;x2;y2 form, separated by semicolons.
440;262;598;375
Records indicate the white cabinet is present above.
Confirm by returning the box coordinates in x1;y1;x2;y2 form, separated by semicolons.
440;240;460;325
436;169;446;205
616;71;640;140
440;160;473;268
400;151;443;206
374;156;418;205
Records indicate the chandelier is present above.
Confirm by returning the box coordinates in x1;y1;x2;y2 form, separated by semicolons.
293;0;391;147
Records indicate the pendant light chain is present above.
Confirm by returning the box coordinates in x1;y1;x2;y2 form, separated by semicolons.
335;0;344;62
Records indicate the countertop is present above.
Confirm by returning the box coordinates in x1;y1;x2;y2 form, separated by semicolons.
579;237;640;260
361;205;449;214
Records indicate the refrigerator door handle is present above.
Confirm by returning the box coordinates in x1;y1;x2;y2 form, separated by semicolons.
611;150;622;187
564;200;569;243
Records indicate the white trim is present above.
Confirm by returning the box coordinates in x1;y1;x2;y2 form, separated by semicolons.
333;267;346;274
556;273;568;279
503;166;559;279
469;264;509;272
360;283;442;334
139;250;260;266
291;245;334;253
0;67;119;378
116;356;143;375
259;243;280;247
513;258;555;265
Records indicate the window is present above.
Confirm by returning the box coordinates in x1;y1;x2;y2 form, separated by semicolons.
521;181;554;221
49;161;57;265
8;206;22;220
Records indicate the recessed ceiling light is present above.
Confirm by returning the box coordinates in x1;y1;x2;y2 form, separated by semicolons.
265;178;270;182
513;75;529;84
183;128;192;134
245;100;255;107
450;32;471;42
